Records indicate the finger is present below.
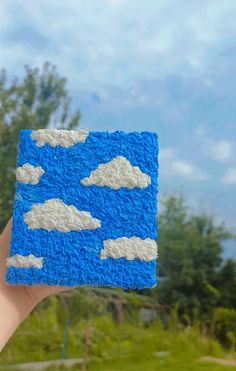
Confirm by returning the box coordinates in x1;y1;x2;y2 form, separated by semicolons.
27;284;75;304
0;219;13;280
0;218;12;244
44;285;74;296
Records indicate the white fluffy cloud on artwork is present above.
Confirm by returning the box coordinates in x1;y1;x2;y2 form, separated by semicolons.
7;254;44;269
24;198;101;232
81;156;151;190
100;237;157;261
31;129;89;148
16;163;45;185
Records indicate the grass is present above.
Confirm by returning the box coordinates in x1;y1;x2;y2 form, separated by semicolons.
0;301;235;371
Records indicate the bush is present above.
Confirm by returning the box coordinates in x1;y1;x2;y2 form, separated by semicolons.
211;308;236;350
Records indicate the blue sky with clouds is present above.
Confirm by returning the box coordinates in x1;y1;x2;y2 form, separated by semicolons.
1;0;236;257
7;130;157;288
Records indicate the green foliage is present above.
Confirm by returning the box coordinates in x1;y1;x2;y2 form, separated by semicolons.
153;196;233;320
0;63;80;230
215;259;236;309
57;288;107;325
211;308;236;350
0;304;230;370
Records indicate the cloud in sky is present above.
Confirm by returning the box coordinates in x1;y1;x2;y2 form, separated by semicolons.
159;148;209;182
222;168;236;185
196;127;235;162
24;198;101;232
1;0;236;89
81;156;151;189
209;140;234;162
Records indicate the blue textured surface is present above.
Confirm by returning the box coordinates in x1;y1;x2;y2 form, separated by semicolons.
6;130;159;289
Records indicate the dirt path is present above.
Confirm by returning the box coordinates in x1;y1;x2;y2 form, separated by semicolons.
0;358;83;370
201;356;236;367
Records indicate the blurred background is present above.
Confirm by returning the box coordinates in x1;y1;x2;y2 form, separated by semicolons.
0;1;236;370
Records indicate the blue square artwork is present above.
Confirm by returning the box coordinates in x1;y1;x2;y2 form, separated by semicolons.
5;129;159;289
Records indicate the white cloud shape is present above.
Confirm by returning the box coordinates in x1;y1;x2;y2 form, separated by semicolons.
196;128;234;162
31;129;89;148
171;160;194;176
16;163;45;185
170;160;208;181
209;140;233;162
222;167;236;184
81;156;151;190
100;237;157;261
24;198;101;232
160;147;209;181
7;254;44;269
158;148;175;161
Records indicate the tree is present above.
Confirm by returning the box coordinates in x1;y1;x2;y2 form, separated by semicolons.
155;196;232;320
216;259;236;310
0;63;80;231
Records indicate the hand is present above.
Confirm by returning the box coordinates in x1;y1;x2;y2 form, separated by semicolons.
0;219;71;351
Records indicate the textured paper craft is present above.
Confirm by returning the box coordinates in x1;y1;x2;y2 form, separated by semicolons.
5;129;159;289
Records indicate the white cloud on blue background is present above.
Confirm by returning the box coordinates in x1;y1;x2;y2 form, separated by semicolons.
81;156;151;189
24;198;101;232
16;163;45;185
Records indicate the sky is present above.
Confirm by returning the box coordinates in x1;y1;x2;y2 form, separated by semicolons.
0;0;235;257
